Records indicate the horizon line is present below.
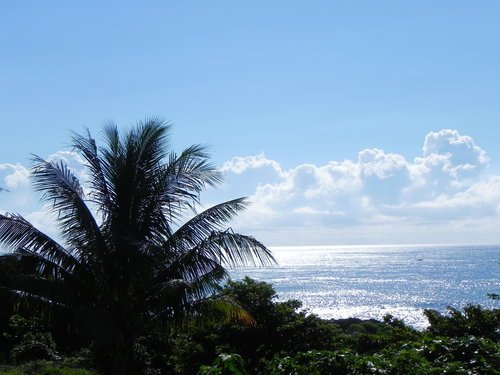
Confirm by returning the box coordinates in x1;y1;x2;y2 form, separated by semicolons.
267;242;500;250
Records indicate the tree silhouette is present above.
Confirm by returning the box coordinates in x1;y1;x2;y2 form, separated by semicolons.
0;118;274;374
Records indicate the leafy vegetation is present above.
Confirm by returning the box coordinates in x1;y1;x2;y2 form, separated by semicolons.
0;277;498;374
0;363;96;375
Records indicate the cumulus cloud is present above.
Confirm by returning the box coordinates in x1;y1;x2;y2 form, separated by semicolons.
0;163;30;189
422;129;488;164
358;149;411;204
217;129;498;245
416;129;488;183
0;163;35;211
221;154;284;176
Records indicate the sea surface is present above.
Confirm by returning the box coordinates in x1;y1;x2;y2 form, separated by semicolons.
229;245;500;329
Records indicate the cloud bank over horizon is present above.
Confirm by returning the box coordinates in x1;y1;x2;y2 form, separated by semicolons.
1;129;500;246
218;129;499;245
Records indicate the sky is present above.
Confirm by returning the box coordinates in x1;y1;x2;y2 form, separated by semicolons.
1;1;500;246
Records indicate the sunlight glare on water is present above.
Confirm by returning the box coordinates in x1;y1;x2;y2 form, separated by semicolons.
230;245;500;329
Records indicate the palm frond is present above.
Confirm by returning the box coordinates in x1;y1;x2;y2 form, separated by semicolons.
183;264;227;300
162;145;223;208
191;230;276;268
0;253;77;321
71;128;112;216
99;122;122;203
11;276;70;307
8;288;69;322
130;144;226;241
134;117;171;174
126;120;173;240
166;198;249;250
30;156;106;256
1;251;66;281
0;213;77;270
175;144;224;190
173;295;256;328
152;249;225;293
0;250;95;311
199;296;256;326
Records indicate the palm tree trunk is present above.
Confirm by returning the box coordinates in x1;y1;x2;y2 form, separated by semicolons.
111;334;131;375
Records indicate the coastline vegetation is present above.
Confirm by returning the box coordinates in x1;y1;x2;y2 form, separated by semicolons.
0;119;498;374
0;277;498;374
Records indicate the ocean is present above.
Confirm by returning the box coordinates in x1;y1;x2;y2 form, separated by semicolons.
229;244;500;329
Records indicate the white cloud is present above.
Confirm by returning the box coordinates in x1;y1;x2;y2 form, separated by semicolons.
359;148;408;179
418;128;488;180
0;163;30;189
216;129;500;245
407;176;500;219
221;153;284;176
358;149;411;204
422;129;488;164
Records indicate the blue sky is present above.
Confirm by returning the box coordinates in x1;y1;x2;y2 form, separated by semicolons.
2;1;500;245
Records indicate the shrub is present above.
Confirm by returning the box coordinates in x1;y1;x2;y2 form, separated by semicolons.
0;363;96;375
198;353;248;375
425;305;500;340
10;333;59;364
263;350;356;375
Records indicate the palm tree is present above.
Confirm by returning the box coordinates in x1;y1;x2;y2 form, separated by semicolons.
0;118;274;374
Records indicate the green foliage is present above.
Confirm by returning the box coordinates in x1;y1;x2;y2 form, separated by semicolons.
2;316;60;365
6;316;45;343
10;332;59;364
425;304;500;340
1;274;498;374
38;367;95;375
407;335;500;375
263;338;500;375
168;333;207;375
1;249;498;375
177;279;499;375
335;316;419;357
0;364;95;375
214;277;343;371
0;267;14;359
264;350;354;375
0;370;23;375
198;353;248;375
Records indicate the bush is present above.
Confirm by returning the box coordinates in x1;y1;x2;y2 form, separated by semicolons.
198;353;248;375
218;278;343;362
10;333;59;364
263;350;355;375
0;363;96;375
40;367;95;375
409;335;500;375
0;368;23;375
2;277;498;375
425;305;500;340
